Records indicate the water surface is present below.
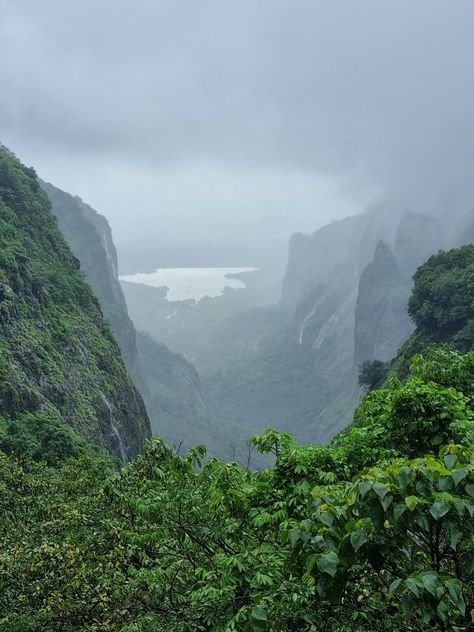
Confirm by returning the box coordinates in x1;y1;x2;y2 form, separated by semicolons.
120;267;257;301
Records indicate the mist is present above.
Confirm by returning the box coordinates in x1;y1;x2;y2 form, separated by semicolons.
2;0;474;270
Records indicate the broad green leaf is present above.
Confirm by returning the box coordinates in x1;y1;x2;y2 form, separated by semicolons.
446;578;466;615
406;576;423;597
443;454;458;469
447;520;463;550
319;511;334;527
306;553;318;574
381;494;393;511
373;482;388;500
250;605;268;630
288;528;300;548
397;467;413;490
452;468;468;487
318;551;339;578
350;529;368;552
388;578;402;596
430;501;450;520
438;476;454;492
420;571;443;599
394;503;406;522
416;479;432;496
358;480;373;497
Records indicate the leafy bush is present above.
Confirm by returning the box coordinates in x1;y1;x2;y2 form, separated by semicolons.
0;347;472;631
408;245;474;343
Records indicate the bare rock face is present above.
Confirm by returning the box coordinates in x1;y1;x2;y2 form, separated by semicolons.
354;241;414;367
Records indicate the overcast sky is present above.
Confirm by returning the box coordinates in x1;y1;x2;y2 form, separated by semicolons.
1;1;474;269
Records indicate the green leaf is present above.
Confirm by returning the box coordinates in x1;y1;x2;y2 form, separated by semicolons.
318;551;339;578
446;578;466;615
443;454;458;469
405;496;419;511
397;467;413;490
381;494;393;511
359;480;372;497
288;528;300;548
420;571;443;599
466;483;474;497
452;468;468;487
373;482;388;500
447;520;463;550
430;501;450;520
438;476;454;492
406;576;423;597
394;503;406;522
319;511;334;527
388;578;402;596
416;479;432;497
350;529;368;552
306;553;318;574
250;605;268;630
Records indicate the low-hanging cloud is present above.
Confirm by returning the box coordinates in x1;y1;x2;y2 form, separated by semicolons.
1;0;474;268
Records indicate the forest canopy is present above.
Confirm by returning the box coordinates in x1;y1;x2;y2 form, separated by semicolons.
0;345;473;631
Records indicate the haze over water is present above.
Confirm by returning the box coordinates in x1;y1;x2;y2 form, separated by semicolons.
120;267;257;302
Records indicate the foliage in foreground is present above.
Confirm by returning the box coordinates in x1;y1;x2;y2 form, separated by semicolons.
0;347;473;631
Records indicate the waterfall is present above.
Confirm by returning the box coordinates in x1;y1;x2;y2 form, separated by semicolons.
102;394;128;463
298;309;317;345
313;289;357;351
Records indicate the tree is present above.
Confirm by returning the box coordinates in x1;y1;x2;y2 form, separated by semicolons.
358;359;389;391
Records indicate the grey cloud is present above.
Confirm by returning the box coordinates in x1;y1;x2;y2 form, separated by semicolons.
1;0;474;266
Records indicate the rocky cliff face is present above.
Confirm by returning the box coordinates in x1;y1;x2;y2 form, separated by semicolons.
41;178;212;455
354;241;414;366
41;181;148;395
204;204;474;447
0;145;150;460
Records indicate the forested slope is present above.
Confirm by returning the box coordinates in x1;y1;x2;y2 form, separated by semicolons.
0;145;150;461
0;243;473;631
41;179;231;456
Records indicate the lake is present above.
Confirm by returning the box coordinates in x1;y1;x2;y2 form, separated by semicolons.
119;267;257;302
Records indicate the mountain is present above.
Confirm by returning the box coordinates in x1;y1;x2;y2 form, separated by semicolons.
354;240;413;366
41;179;221;456
2;244;473;631
123;202;474;450
41;180;147;393
0;145;150;461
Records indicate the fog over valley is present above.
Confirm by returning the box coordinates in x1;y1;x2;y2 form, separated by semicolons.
3;1;474;272
1;4;474;628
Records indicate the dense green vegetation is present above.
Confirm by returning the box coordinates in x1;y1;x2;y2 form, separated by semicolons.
0;145;149;460
390;246;474;380
1;146;473;629
408;246;474;349
0;346;472;631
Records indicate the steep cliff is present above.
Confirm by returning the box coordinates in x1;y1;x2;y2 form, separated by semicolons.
41;179;216;455
41;181;148;394
195;206;474;447
354;241;413;366
0;145;150;460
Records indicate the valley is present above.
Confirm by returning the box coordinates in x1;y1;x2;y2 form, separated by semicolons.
2;3;474;628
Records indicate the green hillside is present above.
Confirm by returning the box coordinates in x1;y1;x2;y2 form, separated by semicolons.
0;145;150;462
0;234;473;629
